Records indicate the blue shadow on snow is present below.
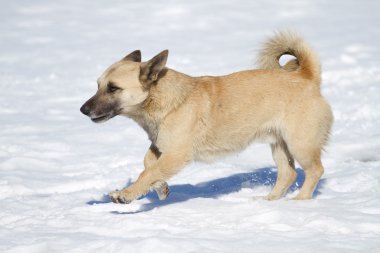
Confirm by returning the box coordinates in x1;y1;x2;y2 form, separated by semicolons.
86;167;325;214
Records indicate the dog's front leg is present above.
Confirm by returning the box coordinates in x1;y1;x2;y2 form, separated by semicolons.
109;149;190;204
143;145;170;200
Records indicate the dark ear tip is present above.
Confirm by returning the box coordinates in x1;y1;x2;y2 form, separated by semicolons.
135;50;142;59
160;50;169;61
123;50;142;62
132;50;141;57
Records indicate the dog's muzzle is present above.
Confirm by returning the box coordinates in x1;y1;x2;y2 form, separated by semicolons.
80;100;118;123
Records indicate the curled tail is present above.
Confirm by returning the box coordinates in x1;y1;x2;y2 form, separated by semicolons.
257;31;321;85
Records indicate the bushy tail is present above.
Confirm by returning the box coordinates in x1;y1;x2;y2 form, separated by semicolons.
257;31;321;85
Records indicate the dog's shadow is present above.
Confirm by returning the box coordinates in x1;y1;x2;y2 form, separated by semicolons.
87;167;325;214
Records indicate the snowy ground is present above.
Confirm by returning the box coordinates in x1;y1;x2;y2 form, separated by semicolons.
1;0;380;252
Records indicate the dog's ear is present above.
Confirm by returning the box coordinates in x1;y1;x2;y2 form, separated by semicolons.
123;50;141;62
139;50;168;86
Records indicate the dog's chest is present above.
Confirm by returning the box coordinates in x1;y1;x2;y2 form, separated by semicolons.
142;122;159;142
133;115;159;143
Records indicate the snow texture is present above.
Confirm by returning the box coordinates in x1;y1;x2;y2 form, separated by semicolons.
1;0;380;252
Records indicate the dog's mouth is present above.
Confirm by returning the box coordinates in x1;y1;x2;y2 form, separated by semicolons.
91;114;113;123
88;107;122;123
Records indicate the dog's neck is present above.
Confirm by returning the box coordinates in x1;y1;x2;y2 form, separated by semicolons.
129;68;195;142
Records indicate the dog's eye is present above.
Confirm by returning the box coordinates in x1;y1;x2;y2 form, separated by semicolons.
107;83;120;93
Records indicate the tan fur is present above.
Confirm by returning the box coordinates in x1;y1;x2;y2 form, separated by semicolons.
257;31;320;83
81;32;333;204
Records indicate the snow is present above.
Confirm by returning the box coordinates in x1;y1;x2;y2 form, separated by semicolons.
1;0;380;252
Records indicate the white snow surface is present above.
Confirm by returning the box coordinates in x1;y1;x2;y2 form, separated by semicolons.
1;0;380;252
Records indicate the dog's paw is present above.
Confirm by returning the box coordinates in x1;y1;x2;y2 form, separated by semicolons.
290;195;311;201
152;181;170;201
263;194;281;201
109;190;133;204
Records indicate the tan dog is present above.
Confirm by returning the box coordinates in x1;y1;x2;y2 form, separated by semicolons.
80;31;333;204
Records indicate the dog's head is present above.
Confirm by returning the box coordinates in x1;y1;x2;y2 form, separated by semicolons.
80;50;168;123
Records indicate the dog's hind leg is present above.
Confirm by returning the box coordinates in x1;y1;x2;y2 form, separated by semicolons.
283;101;332;200
284;122;328;200
291;149;324;200
265;141;297;200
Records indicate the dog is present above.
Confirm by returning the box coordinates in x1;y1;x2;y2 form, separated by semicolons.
80;31;333;204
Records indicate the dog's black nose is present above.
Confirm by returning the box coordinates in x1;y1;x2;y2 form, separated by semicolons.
80;104;90;116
